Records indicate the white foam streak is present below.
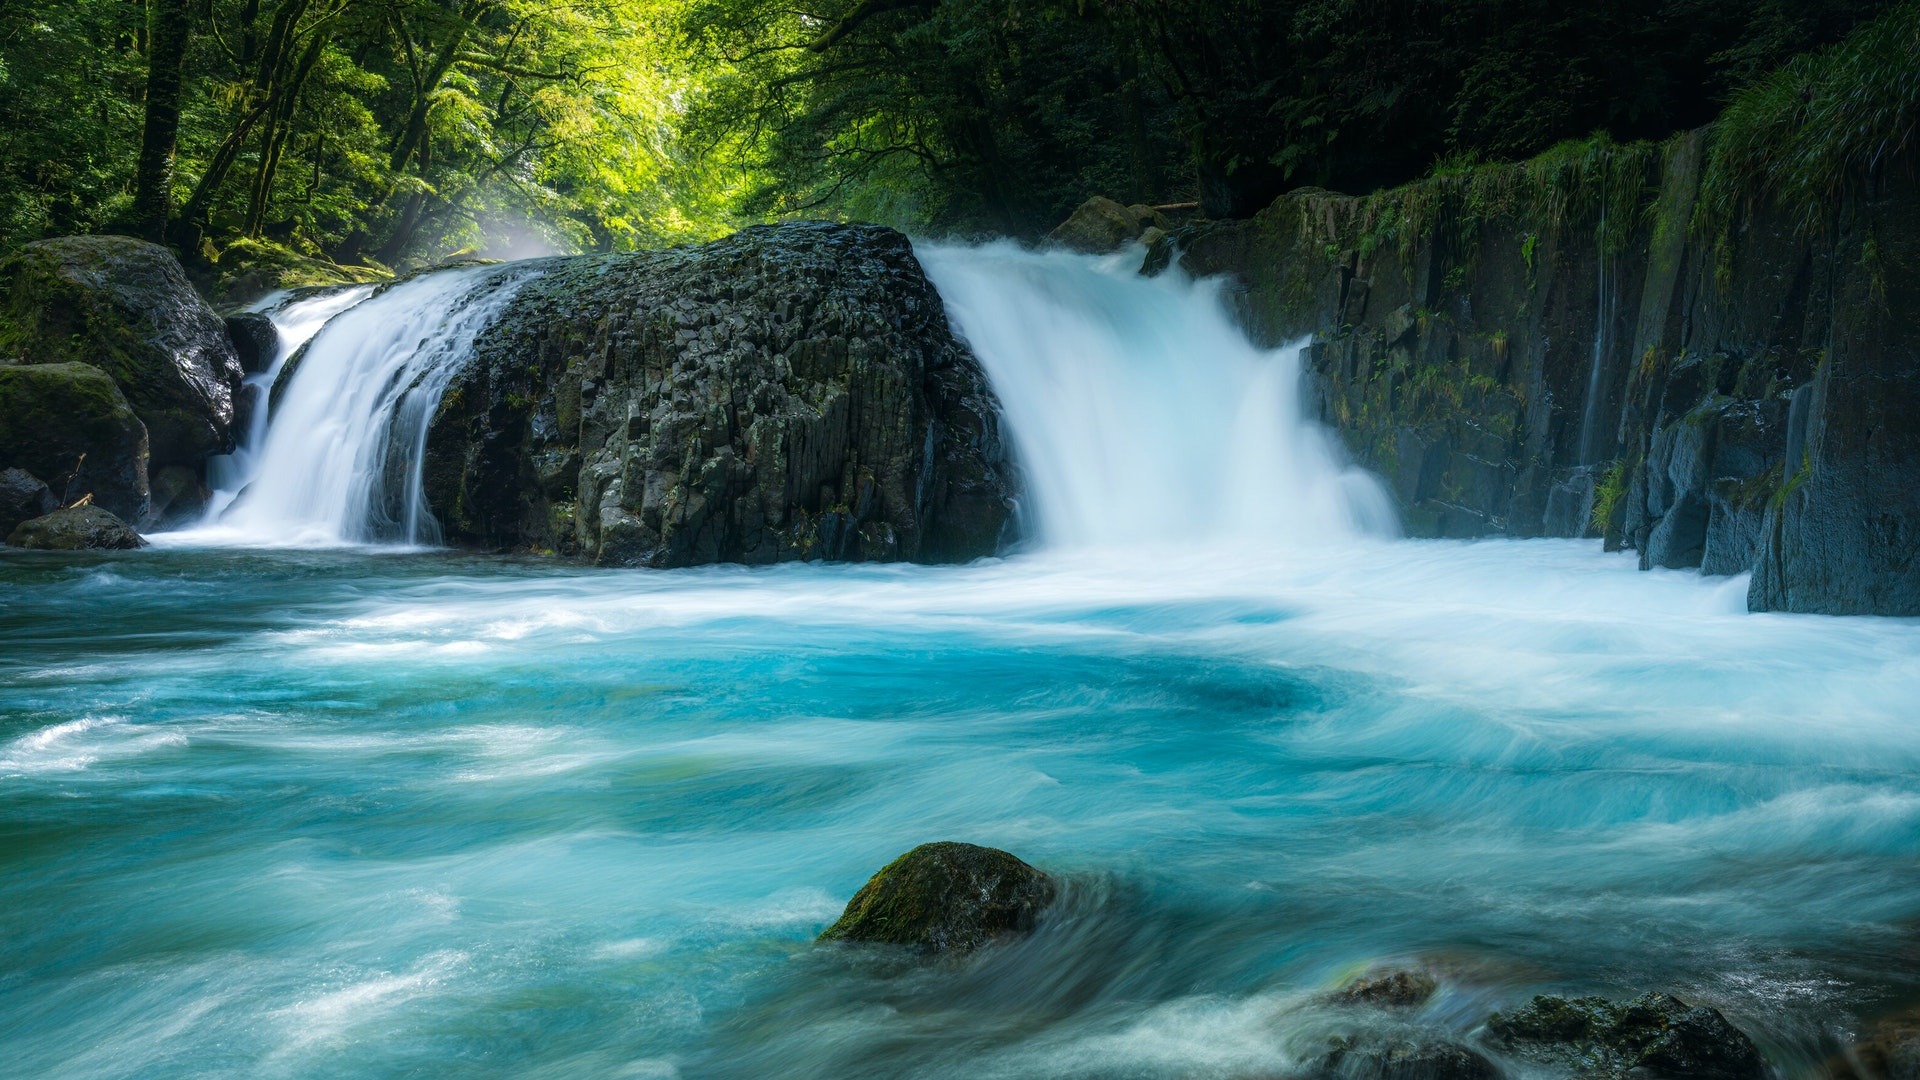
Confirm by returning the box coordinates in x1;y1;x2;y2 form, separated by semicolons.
916;243;1398;549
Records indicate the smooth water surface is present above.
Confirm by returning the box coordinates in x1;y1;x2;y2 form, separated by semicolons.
3;542;1918;1079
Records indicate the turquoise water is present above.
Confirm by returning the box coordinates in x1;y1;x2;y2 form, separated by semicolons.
5;541;1918;1079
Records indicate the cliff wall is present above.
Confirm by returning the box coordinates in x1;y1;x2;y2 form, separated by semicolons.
1174;132;1920;615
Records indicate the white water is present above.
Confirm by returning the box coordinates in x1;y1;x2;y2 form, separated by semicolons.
202;286;377;521
174;266;534;547
918;243;1398;550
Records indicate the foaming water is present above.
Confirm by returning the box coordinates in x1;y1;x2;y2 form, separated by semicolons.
2;542;1918;1078
172;266;533;548
6;244;1918;1076
918;243;1397;548
201;285;377;521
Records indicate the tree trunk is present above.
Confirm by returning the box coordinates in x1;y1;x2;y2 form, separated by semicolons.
132;0;193;243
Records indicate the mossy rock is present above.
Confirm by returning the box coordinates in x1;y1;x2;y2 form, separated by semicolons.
1333;969;1439;1009
1487;992;1766;1080
819;841;1056;953
1316;1037;1498;1080
6;504;145;550
0;235;242;469
1047;196;1167;255
0;361;149;521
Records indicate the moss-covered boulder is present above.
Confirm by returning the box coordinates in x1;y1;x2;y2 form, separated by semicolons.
0;361;149;521
0;235;243;471
1047;196;1166;255
818;841;1056;953
1486;993;1766;1080
6;504;145;549
0;467;57;536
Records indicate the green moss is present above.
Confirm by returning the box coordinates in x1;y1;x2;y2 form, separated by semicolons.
1591;458;1629;534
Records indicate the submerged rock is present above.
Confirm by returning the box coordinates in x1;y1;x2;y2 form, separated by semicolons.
1486;992;1766;1080
0;361;150;521
6;504;146;550
818;841;1056;952
1826;1006;1920;1080
0;466;57;536
1334;969;1440;1009
0;235;243;472
1317;1037;1500;1080
426;222;1015;566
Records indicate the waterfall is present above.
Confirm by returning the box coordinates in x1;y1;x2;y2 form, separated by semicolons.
916;243;1396;550
181;264;534;547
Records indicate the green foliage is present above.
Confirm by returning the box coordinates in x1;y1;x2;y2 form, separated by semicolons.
1591;459;1629;535
1702;2;1920;234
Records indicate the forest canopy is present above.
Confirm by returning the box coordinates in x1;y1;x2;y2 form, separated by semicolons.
0;0;1905;269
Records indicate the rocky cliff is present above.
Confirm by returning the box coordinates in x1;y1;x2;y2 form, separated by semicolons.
1168;132;1919;615
422;222;1015;567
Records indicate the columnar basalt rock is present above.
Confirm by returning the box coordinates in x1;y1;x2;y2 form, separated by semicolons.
423;222;1015;567
1171;129;1920;615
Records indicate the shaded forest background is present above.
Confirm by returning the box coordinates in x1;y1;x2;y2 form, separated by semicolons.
0;0;1907;275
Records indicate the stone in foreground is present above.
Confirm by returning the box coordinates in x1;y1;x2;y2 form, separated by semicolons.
1333;969;1439;1009
819;841;1055;952
1316;1037;1498;1080
1486;992;1765;1080
7;504;146;550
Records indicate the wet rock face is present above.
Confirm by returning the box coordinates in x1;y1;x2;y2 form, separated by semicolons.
6;504;145;550
0;236;243;473
1834;1008;1920;1080
1487;993;1766;1080
818;842;1056;953
424;222;1015;567
0;361;150;522
0;467;57;536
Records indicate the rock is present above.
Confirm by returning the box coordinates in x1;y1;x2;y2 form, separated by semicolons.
425;222;1015;566
818;841;1056;952
1047;196;1165;255
1334;969;1440;1009
1316;1037;1499;1080
1486;992;1766;1080
0;467;57;536
1825;1006;1920;1080
149;463;209;526
0;361;150;521
225;311;279;374
6;504;146;550
0;235;244;471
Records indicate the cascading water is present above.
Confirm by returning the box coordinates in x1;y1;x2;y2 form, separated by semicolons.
200;285;376;522
917;243;1398;549
180;264;534;547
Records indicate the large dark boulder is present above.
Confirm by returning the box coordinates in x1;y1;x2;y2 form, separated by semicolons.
0;467;57;536
224;311;279;375
6;504;145;550
0;361;149;521
818;842;1056;953
0;235;244;471
1486;993;1766;1080
423;222;1015;566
